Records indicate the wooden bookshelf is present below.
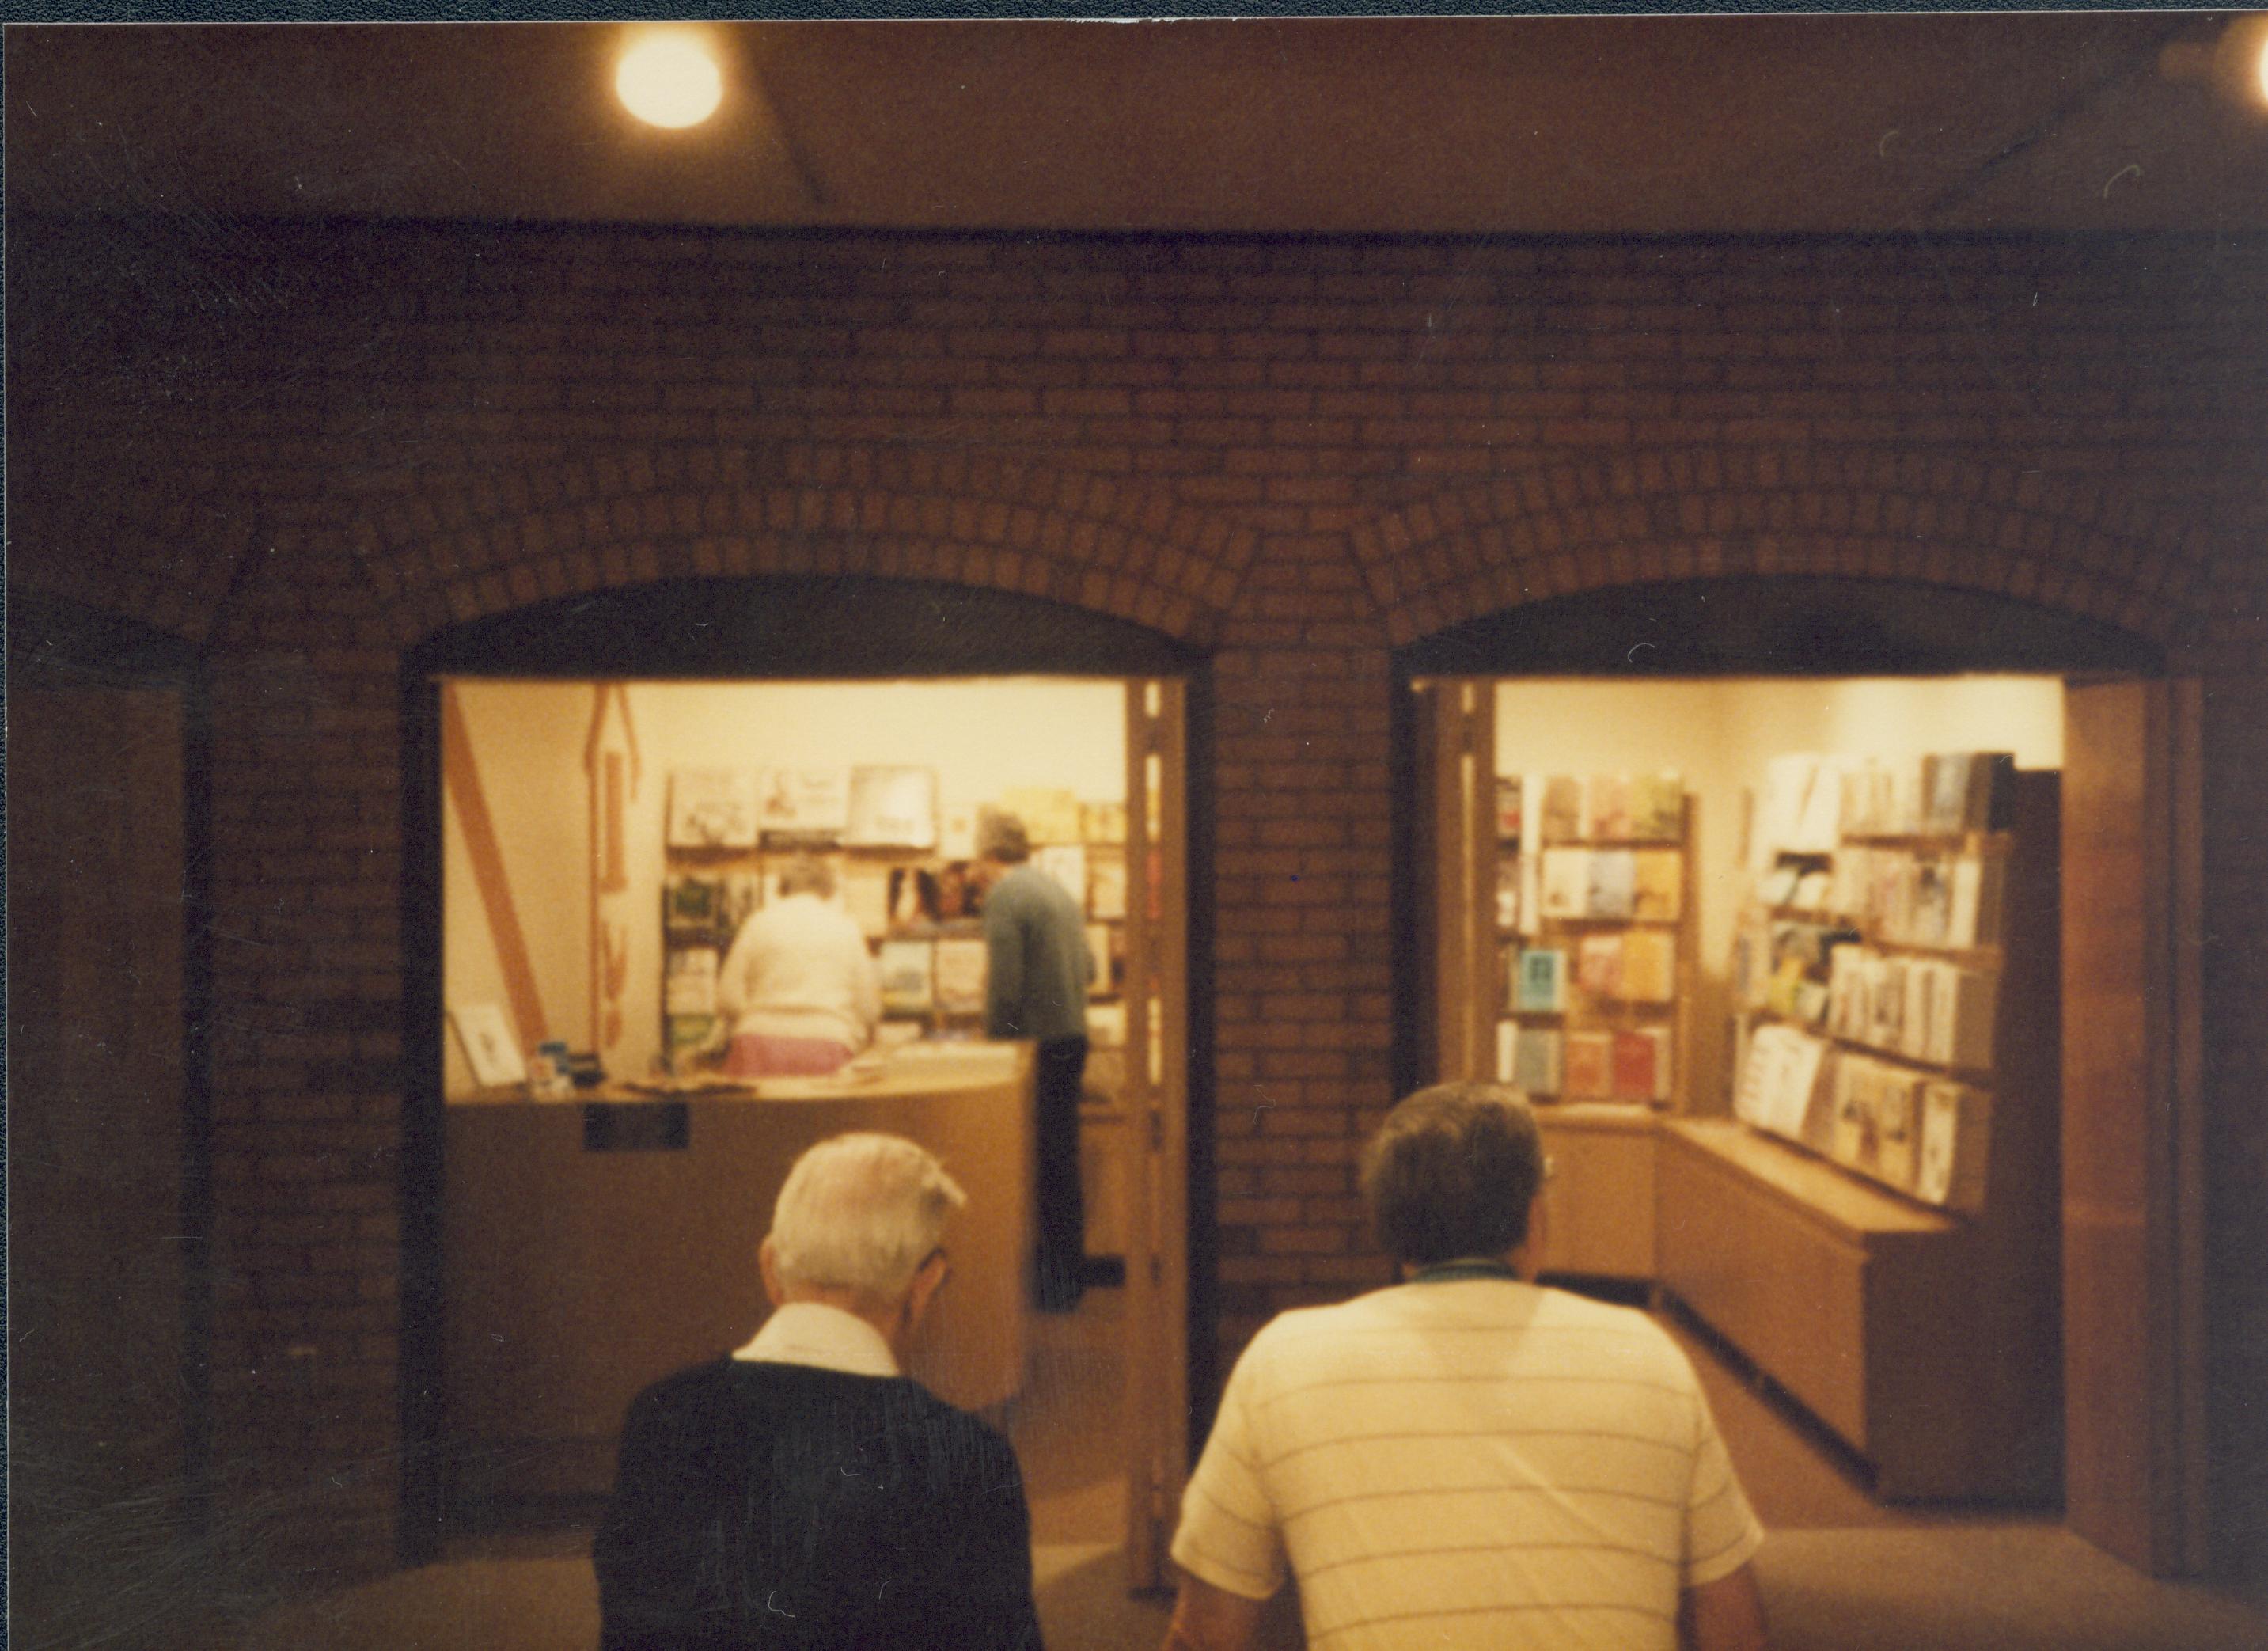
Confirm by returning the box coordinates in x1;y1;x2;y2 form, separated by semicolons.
1661;765;2061;1501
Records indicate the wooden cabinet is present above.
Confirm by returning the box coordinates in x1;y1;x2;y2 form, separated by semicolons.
1659;1119;2056;1500
1535;1106;1657;1281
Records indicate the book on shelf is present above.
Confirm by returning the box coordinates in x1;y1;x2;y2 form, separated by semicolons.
1611;1026;1672;1103
844;765;939;850
1916;1080;1991;1212
1512;1026;1563;1095
1922;752;2017;834
1947;852;2004;949
668;768;761;850
1735;1022;1832;1146
1511;947;1568;1014
1084;924;1115;997
1564;1030;1614;1099
757;766;851;836
1620;929;1678;1003
998;788;1083;845
932;937;988;1015
1540;776;1584;842
840;862;893;940
889;865;940;929
1034;844;1087;906
1875;1073;1920;1190
1790;869;1833;913
665;946;719;1017
1088;855;1129;921
665;873;725;936
1495;776;1523;841
878;939;936;1014
1627;772;1685;841
1760;862;1804;909
1574;934;1622;999
1586;849;1637;919
1538;848;1591;919
1631;849;1683;920
934;861;983;920
1909;856;1953;947
1583;774;1630;841
666;1013;718;1054
1928;963;1998;1068
1759;753;1845;856
1494;858;1523;931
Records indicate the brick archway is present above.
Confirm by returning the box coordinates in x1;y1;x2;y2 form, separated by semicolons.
1348;448;2209;654
351;443;1255;653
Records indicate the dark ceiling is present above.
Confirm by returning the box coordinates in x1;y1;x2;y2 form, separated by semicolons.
7;17;2268;238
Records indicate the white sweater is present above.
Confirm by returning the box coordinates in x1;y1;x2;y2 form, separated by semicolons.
715;894;881;1052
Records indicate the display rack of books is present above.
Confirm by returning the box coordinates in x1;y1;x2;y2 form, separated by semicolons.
1482;769;1694;1283
1659;750;2061;1501
1728;750;2023;1210
1490;771;1694;1110
659;768;1128;1070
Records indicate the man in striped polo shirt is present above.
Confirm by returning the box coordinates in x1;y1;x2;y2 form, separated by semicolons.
1165;1084;1768;1651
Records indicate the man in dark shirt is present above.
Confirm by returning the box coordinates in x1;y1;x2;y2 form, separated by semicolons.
977;811;1096;1312
594;1132;1044;1650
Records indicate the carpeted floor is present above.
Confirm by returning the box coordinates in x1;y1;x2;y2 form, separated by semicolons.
203;1285;2268;1651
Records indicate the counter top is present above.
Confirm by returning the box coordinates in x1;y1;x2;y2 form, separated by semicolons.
452;1041;1030;1107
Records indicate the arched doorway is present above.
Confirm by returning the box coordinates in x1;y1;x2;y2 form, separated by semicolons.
396;574;1214;1592
1391;574;2206;1576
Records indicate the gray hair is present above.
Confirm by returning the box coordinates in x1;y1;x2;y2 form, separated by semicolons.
768;1133;968;1301
1360;1084;1544;1267
775;853;836;900
977;810;1031;863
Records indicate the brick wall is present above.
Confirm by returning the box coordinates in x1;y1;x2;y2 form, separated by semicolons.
10;216;2266;1583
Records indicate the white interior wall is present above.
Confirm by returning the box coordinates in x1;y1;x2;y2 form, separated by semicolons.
1493;675;2064;1115
442;680;597;1095
443;677;1125;1097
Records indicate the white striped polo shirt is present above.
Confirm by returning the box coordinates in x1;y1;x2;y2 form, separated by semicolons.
1171;1278;1764;1650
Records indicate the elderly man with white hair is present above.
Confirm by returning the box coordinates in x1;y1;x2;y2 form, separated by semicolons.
594;1132;1045;1650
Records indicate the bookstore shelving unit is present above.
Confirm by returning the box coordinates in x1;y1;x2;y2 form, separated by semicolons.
1413;680;1697;1284
658;772;1128;1065
1659;759;2062;1501
1496;776;1696;1282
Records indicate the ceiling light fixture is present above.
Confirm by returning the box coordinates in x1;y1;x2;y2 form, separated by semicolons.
616;31;724;130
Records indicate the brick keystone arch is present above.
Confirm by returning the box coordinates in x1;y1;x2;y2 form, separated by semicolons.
343;443;1257;653
1348;448;2210;653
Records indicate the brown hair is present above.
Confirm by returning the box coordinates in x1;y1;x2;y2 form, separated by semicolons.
1359;1083;1544;1266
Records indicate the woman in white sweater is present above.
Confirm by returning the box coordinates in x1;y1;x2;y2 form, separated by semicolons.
715;855;881;1077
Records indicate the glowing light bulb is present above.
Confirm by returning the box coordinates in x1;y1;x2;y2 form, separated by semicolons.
616;34;723;130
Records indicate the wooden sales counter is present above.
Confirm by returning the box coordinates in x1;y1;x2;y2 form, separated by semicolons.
442;1043;1033;1505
